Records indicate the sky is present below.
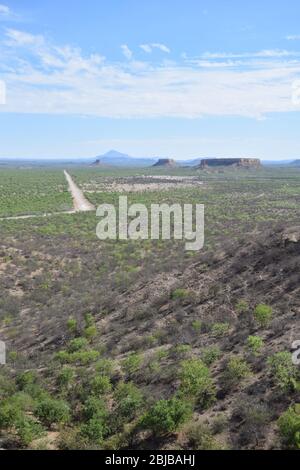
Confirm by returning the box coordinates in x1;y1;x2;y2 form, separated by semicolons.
0;0;300;160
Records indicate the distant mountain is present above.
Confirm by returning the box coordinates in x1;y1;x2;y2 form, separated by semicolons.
94;150;157;167
289;160;300;166
177;158;201;167
262;160;294;166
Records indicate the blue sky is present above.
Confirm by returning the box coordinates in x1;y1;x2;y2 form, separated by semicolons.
0;1;300;160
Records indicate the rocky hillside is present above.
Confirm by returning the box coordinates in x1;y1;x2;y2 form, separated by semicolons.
0;225;299;450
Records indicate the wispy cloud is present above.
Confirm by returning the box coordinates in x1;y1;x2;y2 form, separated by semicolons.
201;49;299;59
140;43;170;54
286;34;300;41
1;29;300;119
0;3;19;21
121;44;133;60
0;4;10;16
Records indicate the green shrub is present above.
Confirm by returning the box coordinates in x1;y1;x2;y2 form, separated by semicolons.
236;300;249;314
34;398;70;427
83;396;108;421
122;353;143;375
58;427;87;450
16;415;45;446
55;349;100;365
254;304;273;327
16;371;38;390
114;382;143;421
96;358;115;377
211;322;230;338
84;325;97;341
80;417;108;443
223;357;251;388
141;397;192;435
186;423;225;450
67;317;77;334
0;400;22;428
192;320;202;332
247;335;264;355
278;404;300;449
201;346;221;367
57;367;75;389
171;288;190;300
67;337;88;353
180;359;216;408
0;373;16;399
91;375;112;395
267;352;299;392
84;313;95;328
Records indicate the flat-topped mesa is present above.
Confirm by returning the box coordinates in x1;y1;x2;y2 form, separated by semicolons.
199;158;261;169
153;158;177;167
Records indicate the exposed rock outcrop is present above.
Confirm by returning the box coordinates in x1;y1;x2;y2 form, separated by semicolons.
199;158;261;169
152;158;178;168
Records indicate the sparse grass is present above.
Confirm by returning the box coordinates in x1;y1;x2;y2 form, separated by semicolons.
1;166;300;449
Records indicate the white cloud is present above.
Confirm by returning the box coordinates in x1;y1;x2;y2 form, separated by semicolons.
286;35;300;41
201;50;298;59
140;44;152;53
0;4;10;16
152;43;170;53
121;44;133;60
0;4;18;21
1;29;300;119
139;43;170;54
5;28;44;46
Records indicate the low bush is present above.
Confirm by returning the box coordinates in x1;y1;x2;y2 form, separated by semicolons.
186;423;225;450
211;323;230;338
222;357;251;389
201;346;221;367
90;375;112;395
122;353;143;376
267;352;299;392
254;304;273;328
247;335;264;356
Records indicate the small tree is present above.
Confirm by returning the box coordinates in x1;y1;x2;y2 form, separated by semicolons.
141;397;192;435
35;398;70;428
180;358;216;408
114;382;143;421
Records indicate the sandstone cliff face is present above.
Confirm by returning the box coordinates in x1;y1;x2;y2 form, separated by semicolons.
153;158;177;167
200;158;261;169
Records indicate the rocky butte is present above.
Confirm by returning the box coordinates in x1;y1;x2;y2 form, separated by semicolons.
152;158;178;168
199;158;261;169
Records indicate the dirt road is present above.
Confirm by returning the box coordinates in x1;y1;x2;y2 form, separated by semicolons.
64;170;95;212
